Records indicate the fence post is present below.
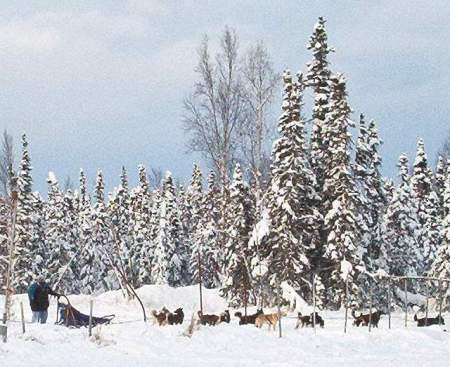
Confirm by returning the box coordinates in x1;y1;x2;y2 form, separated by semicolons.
404;278;408;328
387;278;391;329
312;273;316;332
438;280;443;325
425;281;429;327
368;282;373;333
20;302;25;334
88;300;93;337
344;276;349;334
277;284;282;338
197;250;203;317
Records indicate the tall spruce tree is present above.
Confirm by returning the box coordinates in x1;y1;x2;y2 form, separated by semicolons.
321;74;364;308
220;164;254;306
262;71;322;303
152;172;183;286
79;170;112;294
305;17;333;189
44;173;77;291
12;134;38;292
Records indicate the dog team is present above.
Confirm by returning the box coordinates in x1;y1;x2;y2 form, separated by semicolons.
151;305;445;329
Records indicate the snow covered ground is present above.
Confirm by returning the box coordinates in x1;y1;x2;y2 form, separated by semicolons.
0;285;449;367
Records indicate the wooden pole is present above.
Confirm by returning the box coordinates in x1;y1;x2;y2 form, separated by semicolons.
197;250;203;316
368;282;373;333
404;278;408;328
277;284;282;338
344;277;349;334
20;302;25;334
438;280;443;325
312;274;316;333
425;281;429;327
387;278;391;329
88;300;93;337
3;188;18;334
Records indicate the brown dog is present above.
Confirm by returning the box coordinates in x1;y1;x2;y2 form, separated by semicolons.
197;310;230;326
255;311;286;331
151;307;169;326
234;309;263;325
352;309;384;328
197;311;220;326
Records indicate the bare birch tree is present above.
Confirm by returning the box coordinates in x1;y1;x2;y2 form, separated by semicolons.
239;42;279;192
0;130;14;198
183;27;246;185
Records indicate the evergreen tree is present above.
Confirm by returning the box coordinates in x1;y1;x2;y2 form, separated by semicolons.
321;74;364;308
263;71;322;303
220;164;254;306
430;170;450;309
434;155;446;220
192;171;221;288
12;134;38;292
354;115;386;274
109;166;133;284
79;170;112;294
188;164;205;285
305;16;333;188
411;139;434;274
129;165;152;286
381;155;419;277
152;172;183;286
44;173;77;292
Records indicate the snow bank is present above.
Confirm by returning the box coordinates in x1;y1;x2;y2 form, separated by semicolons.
1;285;448;367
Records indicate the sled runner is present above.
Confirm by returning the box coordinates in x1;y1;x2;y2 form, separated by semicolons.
56;295;115;328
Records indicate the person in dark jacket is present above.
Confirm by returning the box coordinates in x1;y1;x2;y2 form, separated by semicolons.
27;275;60;324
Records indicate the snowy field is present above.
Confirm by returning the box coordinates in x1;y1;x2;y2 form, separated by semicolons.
0;285;449;367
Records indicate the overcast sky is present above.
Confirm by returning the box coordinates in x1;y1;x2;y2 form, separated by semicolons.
1;0;449;192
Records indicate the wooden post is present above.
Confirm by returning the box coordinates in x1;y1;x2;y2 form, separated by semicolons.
0;325;6;343
438;280;443;325
387;278;391;329
3;187;18;335
277;284;282;338
88;300;93;337
368;282;373;333
344;277;349;334
425;281;429;327
404;278;408;328
198;250;203;317
312;273;316;332
20;302;26;334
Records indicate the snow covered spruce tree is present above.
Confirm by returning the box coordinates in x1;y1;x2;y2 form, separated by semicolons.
262;71;322;304
187;164;205;285
128;165;152;286
305;16;333;190
44;173;78;292
152;172;184;286
354;115;388;305
430;170;450;309
220;163;255;306
192;171;221;288
381;155;419;278
434;155;447;219
321;74;364;308
108;166;132;284
12;134;41;292
79;170;112;294
411;139;439;275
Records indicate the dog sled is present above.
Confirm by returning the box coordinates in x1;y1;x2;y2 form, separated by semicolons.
56;295;115;328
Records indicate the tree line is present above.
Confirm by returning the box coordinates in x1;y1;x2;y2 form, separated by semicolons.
1;18;450;310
